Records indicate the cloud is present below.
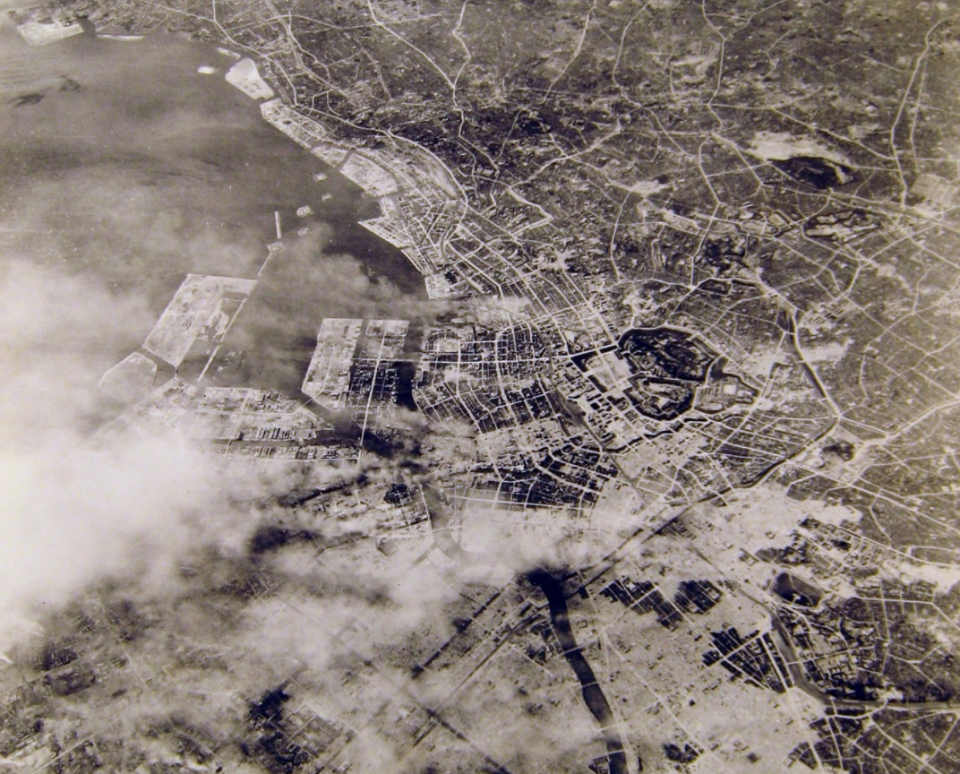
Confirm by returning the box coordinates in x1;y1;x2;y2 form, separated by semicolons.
0;258;462;750
0;431;217;629
0;260;155;431
0;35;613;771
0;261;232;647
0;233;452;662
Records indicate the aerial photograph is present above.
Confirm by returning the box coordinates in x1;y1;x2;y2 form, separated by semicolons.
3;0;960;772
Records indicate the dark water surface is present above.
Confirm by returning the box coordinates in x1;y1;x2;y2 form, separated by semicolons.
0;22;424;394
529;571;631;774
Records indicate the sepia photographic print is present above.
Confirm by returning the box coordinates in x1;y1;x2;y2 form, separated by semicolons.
3;1;960;772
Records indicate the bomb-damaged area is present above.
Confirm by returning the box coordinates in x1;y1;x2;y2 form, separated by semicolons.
8;0;960;773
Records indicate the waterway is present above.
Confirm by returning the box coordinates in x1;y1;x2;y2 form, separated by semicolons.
528;570;632;774
0;19;425;401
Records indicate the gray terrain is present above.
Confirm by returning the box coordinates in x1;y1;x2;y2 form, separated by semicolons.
3;1;960;772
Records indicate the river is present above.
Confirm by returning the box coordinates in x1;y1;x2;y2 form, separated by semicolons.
528;570;633;774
